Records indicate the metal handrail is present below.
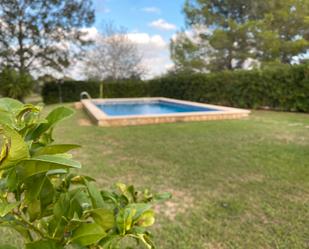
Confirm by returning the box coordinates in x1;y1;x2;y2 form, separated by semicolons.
80;91;92;100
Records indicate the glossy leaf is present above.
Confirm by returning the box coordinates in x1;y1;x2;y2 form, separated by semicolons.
0;125;29;169
71;223;107;246
127;203;152;221
88;208;115;231
85;180;105;209
0;98;23;112
116;208;136;235
31;107;75;139
0;202;19;217
20;154;81;178
27;199;41;222
136;210;155;227
34;144;81;156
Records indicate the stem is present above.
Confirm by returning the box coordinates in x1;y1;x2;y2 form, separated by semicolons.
16;213;46;239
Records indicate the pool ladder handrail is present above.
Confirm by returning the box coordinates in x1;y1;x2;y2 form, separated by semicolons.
80;91;92;101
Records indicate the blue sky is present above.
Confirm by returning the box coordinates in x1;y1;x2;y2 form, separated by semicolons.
93;0;185;39
88;0;186;77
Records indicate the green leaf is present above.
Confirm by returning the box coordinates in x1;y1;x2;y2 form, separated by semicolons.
26;154;81;168
135;210;155;227
99;235;122;249
31;107;74;139
24;174;55;219
34;144;81;156
85;181;105;209
0;98;23;112
0;245;18;249
53;193;70;218
0;111;14;127
0;125;29;169
116;183;135;203
88;208;115;231
0;202;20;217
116;208;136;235
0;99;24;127
6;169;17;191
20;154;81;178
26;240;64;249
71;223;107;246
127;203;152;221
27;199;41;222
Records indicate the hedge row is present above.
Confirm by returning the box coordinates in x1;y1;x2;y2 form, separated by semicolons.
42;64;309;112
42;79;148;104
149;65;309;112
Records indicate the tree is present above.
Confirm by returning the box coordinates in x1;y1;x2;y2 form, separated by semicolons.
179;0;263;72
84;23;146;81
0;0;95;75
170;30;210;73
252;0;309;64
0;67;33;101
172;0;309;72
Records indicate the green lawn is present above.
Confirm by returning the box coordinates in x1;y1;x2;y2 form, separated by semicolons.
2;105;309;249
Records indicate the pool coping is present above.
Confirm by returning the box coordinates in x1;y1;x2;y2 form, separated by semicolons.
81;97;251;127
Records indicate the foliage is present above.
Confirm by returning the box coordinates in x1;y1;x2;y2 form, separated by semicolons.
173;0;309;72
0;0;95;74
42;64;309;112
0;67;34;101
0;98;170;249
149;64;309;112
170;31;209;73
42;80;149;104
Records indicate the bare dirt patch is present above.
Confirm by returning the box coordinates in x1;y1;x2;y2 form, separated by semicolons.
78;118;92;126
155;188;195;220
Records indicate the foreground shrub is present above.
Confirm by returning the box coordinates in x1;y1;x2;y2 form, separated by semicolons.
0;98;170;249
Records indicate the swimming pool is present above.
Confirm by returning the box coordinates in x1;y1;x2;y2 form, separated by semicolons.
81;97;250;127
96;100;219;116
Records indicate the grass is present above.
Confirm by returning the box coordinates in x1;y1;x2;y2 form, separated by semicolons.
2;105;309;249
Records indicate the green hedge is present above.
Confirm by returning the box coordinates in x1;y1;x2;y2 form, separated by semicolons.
148;65;309;112
42;79;149;104
42;64;309;112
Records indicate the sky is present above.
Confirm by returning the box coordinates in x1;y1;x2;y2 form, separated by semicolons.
87;0;186;78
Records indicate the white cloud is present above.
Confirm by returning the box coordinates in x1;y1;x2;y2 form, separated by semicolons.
127;33;166;48
126;33;171;78
149;19;177;31
141;7;161;14
80;27;100;41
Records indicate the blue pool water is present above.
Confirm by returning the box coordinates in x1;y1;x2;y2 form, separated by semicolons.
96;100;219;117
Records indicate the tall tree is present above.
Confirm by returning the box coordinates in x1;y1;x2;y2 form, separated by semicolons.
172;0;309;72
0;0;95;75
180;0;264;71
84;23;146;80
170;30;210;73
252;0;309;64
